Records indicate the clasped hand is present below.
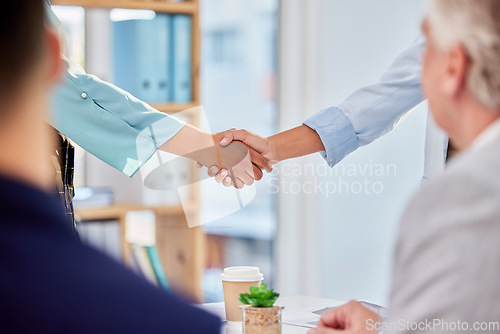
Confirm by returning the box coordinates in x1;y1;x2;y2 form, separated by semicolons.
308;301;380;334
197;129;276;188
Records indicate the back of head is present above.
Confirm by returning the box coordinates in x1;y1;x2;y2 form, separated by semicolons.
429;0;500;109
0;0;61;190
0;0;46;117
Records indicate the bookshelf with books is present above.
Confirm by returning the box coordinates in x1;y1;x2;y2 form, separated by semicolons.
52;0;205;302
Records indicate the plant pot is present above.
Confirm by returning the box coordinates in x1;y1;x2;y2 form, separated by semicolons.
240;305;283;334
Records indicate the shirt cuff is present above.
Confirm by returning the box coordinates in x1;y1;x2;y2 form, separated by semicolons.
126;117;185;178
303;106;359;167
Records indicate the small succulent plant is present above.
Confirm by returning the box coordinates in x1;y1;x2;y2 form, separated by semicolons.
239;283;280;307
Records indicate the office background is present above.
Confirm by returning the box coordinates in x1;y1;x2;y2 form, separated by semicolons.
54;0;427;305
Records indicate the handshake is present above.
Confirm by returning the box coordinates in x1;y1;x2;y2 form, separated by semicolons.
193;129;277;189
160;123;323;188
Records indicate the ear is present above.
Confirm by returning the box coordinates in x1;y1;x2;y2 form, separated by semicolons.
44;28;63;84
443;44;468;97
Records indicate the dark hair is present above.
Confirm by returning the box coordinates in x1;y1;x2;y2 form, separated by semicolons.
0;0;46;103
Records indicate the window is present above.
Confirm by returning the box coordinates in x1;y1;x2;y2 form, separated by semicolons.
200;0;279;302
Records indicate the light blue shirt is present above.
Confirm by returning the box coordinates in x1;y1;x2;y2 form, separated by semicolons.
46;1;185;177
303;36;447;179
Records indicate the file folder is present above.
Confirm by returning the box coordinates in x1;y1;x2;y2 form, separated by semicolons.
151;14;172;103
172;15;192;103
113;17;172;103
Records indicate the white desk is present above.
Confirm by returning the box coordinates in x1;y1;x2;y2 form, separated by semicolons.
200;296;345;333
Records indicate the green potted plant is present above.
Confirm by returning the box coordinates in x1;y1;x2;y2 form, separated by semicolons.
239;283;283;333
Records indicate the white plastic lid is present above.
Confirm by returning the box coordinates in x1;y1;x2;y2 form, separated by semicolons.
220;266;264;282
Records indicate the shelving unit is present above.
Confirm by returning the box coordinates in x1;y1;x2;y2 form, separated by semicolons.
152;102;200;114
52;0;197;14
74;203;194;267
53;0;205;302
53;0;202;108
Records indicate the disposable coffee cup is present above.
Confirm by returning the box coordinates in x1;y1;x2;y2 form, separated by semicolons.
221;266;264;322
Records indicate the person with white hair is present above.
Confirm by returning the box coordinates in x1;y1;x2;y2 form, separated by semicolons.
308;1;500;333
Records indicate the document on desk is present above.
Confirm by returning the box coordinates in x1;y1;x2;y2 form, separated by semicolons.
282;308;321;328
283;301;387;328
312;301;388;318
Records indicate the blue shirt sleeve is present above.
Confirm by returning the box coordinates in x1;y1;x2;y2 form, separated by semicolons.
50;60;185;178
46;2;185;178
303;36;425;167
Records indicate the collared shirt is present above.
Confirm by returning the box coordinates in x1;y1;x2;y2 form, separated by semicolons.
303;36;448;181
469;118;500;153
0;176;220;333
45;1;185;177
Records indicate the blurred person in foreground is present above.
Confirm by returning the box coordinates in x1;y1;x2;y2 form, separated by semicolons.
308;1;500;333
0;1;220;333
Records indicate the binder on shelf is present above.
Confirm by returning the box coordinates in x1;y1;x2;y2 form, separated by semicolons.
146;246;170;291
152;14;173;103
137;19;156;102
113;19;151;101
131;244;158;286
172;15;192;103
77;221;122;264
113;16;172;103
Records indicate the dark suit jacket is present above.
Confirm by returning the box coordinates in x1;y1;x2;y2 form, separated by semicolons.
0;176;220;333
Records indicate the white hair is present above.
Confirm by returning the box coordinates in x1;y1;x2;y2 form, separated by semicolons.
428;0;500;109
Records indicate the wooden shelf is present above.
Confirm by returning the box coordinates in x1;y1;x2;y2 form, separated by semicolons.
151;102;199;114
51;0;197;15
75;204;188;221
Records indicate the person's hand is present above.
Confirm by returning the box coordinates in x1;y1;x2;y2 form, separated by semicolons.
158;124;260;189
191;139;257;189
216;140;257;189
307;301;381;334
219;129;277;167
198;129;276;187
196;130;274;188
